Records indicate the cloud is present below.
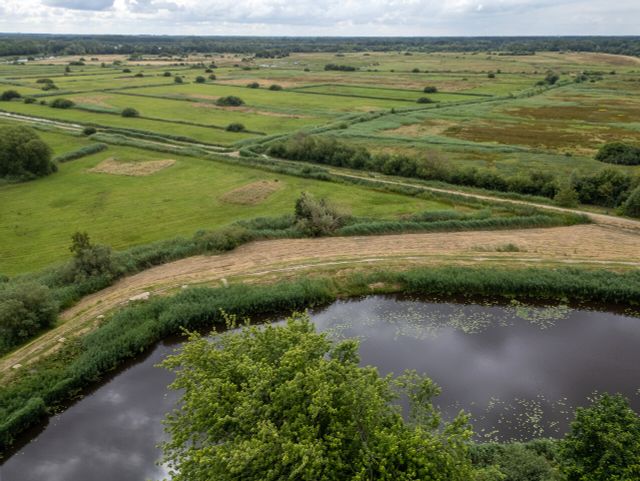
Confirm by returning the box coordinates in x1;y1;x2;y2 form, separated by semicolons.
43;0;114;10
124;0;180;13
0;0;634;35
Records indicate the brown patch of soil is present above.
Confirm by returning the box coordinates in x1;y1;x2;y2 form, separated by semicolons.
88;158;175;176
384;119;458;137
219;180;283;205
72;95;114;109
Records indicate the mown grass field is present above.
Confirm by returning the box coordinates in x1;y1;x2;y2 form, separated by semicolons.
0;128;458;275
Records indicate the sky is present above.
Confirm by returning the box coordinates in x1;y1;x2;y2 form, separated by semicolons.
0;0;638;36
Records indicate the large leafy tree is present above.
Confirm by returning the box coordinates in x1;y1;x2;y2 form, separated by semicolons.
0;125;55;180
161;314;474;481
561;393;640;481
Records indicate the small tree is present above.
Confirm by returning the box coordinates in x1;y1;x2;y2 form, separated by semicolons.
246;82;260;88
423;86;438;93
174;76;184;84
208;73;216;80
121;107;139;118
561;394;640;481
622;185;640;218
294;191;348;236
69;232;115;281
268;84;283;91
417;96;434;104
554;180;579;207
163;71;172;77
83;126;97;136
545;72;560;85
195;76;206;83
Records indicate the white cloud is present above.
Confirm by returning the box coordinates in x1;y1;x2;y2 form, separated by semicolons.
44;0;114;10
0;0;637;35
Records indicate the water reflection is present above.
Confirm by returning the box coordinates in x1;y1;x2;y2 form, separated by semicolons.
2;297;640;481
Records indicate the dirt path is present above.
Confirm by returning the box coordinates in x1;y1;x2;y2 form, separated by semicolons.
334;172;640;232
2;223;639;378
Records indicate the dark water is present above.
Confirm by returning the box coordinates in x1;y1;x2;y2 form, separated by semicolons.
2;297;640;481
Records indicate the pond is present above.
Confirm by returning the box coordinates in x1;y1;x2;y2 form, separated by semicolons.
2;296;640;481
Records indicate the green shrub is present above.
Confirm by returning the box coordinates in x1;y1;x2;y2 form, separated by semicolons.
41;82;58;91
269;84;283;90
50;98;74;109
622;186;640;218
423;86;438;93
417;96;434;104
163;71;172;77
23;97;36;104
0;90;21;101
193;226;253;252
246;81;260;88
121;107;139;118
554;181;579;207
208;74;216;80
174;76;184;84
195;76;206;83
216;95;244;106
68;232;116;282
54;143;107;163
83;126;97;136
0;282;57;352
225;122;246;132
324;63;356;71
595;142;640;165
294;191;349;236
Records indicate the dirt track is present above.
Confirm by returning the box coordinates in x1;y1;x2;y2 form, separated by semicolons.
2;223;639;377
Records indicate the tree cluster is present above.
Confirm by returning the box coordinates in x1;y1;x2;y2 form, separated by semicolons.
267;134;640;214
595;142;640;166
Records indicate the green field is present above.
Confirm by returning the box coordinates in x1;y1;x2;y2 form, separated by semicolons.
0;128;455;274
1;49;639;273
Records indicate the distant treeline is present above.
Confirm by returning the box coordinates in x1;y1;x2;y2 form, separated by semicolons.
1;35;639;58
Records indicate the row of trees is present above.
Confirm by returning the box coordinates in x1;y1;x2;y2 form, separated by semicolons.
1;35;639;57
266;134;640;216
